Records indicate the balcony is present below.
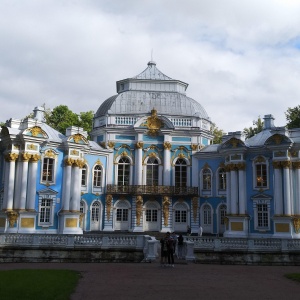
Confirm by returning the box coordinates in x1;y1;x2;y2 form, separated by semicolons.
106;184;198;196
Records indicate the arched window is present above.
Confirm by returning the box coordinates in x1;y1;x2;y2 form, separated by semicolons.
202;169;212;190
118;157;130;186
175;158;187;187
218;168;226;191
93;165;102;187
146;157;159;186
91;202;100;222
203;204;212;225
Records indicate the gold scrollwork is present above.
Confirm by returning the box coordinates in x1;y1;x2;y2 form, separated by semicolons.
30;126;43;137
147;109;162;136
107;141;115;149
192;197;198;222
191;144;198;151
21;152;32;162
4;153;19;162
292;162;300;169
45;149;56;158
135;141;144;149
7;211;18;228
136;196;143;226
163;141;172;150
293;217;300;234
106;195;113;221
162;196;171;226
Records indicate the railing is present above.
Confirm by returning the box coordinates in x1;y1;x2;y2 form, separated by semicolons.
186;236;300;252
106;184;198;196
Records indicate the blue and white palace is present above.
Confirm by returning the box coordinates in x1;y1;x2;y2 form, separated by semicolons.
1;61;300;239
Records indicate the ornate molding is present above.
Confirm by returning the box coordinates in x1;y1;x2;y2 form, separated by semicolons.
107;141;115;149
162;196;171;226
163;141;172;150
136;195;143;226
106;195;113;221
293;217;300;234
147;108;162;136
135;141;144;149
191;144;198;151
7;211;18;228
4;153;19;162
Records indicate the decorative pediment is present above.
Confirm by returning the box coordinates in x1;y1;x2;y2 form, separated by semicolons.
265;134;292;146
23;126;48;138
221;137;246;150
251;193;272;201
67;133;89;145
37;187;58;196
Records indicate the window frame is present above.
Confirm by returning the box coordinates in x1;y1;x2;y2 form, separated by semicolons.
252;156;269;190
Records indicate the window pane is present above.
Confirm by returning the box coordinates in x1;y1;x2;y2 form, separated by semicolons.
175;158;187;187
42;158;54;182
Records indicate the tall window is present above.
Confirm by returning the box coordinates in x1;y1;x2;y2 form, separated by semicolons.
146;157;159;186
257;204;269;228
256;164;267;187
175;158;187;187
175;210;187;223
116;208;128;221
218;168;226;190
42;158;54;182
39;198;51;224
81;165;87;186
253;156;269;189
118;157;130;186
203;204;212;225
91;202;100;222
93;165;102;187
146;209;158;222
202;169;212;190
219;204;226;225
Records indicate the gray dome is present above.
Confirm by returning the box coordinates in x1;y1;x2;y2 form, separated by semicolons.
95;62;210;119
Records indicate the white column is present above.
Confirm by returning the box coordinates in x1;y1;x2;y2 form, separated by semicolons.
163;141;171;185
70;163;81;212
19;155;30;210
135;142;143;185
230;168;238;215
294;163;300;215
61;161;72;211
282;161;291;215
3;154;18;210
226;168;231;214
273;165;283;215
238;167;246;214
27;158;39;211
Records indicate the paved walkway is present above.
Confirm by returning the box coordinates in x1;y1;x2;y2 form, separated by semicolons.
1;262;300;300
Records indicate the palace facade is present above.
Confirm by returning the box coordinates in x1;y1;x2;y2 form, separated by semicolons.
1;61;300;238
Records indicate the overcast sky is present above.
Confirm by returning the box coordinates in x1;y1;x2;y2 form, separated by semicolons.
1;0;300;133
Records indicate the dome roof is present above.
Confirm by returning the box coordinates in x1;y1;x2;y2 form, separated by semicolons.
95;62;210;119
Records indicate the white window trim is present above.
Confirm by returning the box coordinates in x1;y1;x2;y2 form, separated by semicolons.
143;155;162;186
216;167;226;196
37;188;57;227
253;199;271;231
200;167;213;197
92;163;105;194
81;165;89;193
114;155;133;186
40;149;59;186
171;157;191;187
252;156;269;191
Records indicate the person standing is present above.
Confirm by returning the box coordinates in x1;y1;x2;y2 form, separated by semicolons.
198;226;203;237
160;234;168;267
166;232;174;267
177;234;184;259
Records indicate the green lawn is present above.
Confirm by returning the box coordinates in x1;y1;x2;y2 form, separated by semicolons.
0;269;81;300
285;273;300;283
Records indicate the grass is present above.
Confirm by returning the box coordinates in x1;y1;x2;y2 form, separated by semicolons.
285;273;300;283
0;269;81;300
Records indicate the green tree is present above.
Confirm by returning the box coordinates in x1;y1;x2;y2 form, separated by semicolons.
285;105;300;129
78;111;94;134
243;116;264;139
211;123;224;144
46;105;80;135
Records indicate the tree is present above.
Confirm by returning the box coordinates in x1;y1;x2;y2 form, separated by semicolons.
78;111;94;134
45;105;80;135
285;105;300;129
243;116;264;139
211;123;224;144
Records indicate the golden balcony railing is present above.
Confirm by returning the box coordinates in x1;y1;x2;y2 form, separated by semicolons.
106;184;198;196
